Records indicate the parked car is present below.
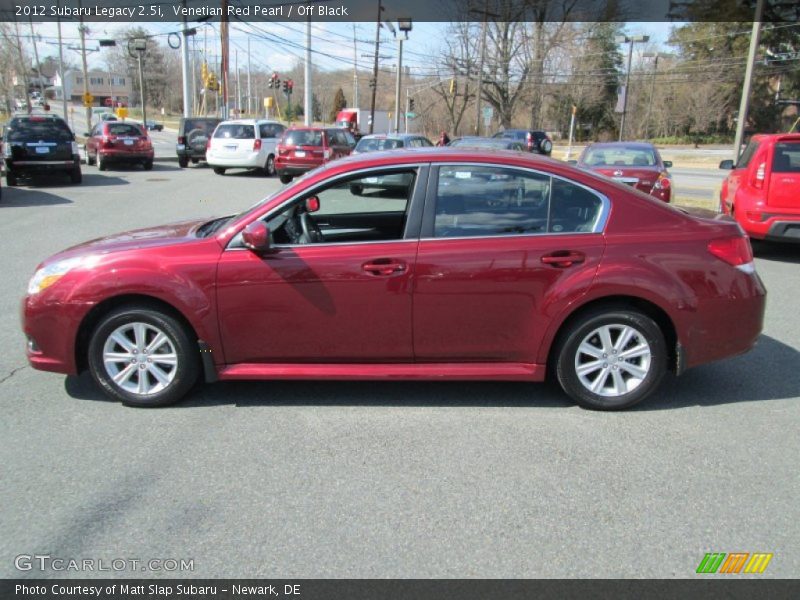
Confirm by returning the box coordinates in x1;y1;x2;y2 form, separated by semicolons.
493;129;553;155
84;121;154;171
449;136;526;151
176;117;222;168
2;114;82;185
719;133;800;242
353;133;433;154
145;119;164;132
22;148;765;410
573;142;673;203
274;126;355;184
206;119;286;176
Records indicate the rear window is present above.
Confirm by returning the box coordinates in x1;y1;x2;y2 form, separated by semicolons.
355;137;404;152
214;124;256;139
282;130;323;147
259;123;285;139
583;147;656;167
107;123;143;137
183;118;220;134
6;118;73;142
772;142;800;173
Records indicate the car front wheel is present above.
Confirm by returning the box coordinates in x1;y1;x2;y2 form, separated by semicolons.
178;156;189;168
213;167;226;175
279;172;293;184
87;306;199;407
263;155;276;176
6;170;17;186
555;308;667;410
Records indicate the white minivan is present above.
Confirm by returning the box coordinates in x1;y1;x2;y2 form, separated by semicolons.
206;119;286;176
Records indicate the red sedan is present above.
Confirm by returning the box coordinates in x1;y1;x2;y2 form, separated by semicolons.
84;121;154;171
719;133;800;242
574;142;673;202
22;149;765;410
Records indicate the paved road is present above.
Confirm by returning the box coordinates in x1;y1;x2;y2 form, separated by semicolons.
1;163;798;579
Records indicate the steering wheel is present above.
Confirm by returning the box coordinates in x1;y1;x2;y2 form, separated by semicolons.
299;211;325;244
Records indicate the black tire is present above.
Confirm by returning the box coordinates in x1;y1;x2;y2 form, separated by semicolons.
143;160;153;171
97;154;107;171
213;167;226;175
279;172;293;184
190;158;199;164
554;308;667;411
87;305;200;407
263;155;276;177
86;150;96;166
69;167;82;184
178;156;189;168
6;170;17;186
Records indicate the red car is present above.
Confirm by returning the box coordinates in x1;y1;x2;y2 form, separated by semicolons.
84;121;154;171
274;127;355;184
719;133;800;242
574;142;673;202
22;149;765;410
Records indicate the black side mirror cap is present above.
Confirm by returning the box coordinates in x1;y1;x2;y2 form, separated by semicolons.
719;159;735;170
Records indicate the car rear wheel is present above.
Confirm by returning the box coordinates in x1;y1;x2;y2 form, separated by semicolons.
86;150;96;166
213;167;226;175
555;309;667;410
263;155;276;177
97;153;107;171
143;160;153;171
191;158;199;164
279;173;293;184
6;171;17;186
178;156;189;168
69;168;82;184
87;306;199;407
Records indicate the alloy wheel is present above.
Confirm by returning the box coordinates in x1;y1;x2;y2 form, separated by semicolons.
102;322;178;396
574;324;652;397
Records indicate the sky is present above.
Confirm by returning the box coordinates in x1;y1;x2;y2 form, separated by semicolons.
19;20;678;75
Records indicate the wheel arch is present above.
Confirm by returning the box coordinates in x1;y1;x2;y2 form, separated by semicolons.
544;295;680;376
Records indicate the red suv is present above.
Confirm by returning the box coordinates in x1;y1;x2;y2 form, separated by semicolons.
274;127;355;184
22;149;765;411
720;133;800;242
84;121;154;171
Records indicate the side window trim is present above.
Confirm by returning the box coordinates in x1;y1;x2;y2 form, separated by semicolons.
420;163;610;240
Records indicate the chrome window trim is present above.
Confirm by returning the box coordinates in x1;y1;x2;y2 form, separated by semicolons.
427;162;611;239
225;163;426;251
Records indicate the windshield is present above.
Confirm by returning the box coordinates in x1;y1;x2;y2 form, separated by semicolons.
7;119;73;142
583;146;657;167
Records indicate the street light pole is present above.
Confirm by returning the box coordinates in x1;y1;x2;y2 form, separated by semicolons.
55;1;68;126
391;19;412;134
616;34;649;141
369;0;383;134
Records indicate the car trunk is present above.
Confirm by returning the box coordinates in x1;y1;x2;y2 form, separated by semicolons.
593;166;660;194
767;140;800;209
278;130;326;168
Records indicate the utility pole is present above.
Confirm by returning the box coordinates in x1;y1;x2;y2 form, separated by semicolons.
616;34;649;141
304;18;312;126
28;18;46;104
369;0;383;134
180;0;191;118
733;0;765;161
77;4;91;131
56;0;68;126
235;48;240;116
220;0;229;119
643;52;671;139
469;1;497;136
353;24;359;109
247;37;252;116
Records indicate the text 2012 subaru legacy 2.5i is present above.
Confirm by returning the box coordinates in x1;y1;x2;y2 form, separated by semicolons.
22;149;766;410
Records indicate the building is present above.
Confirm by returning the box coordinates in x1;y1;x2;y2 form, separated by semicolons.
50;69;131;106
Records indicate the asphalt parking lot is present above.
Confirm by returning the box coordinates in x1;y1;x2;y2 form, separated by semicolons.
1;162;798;578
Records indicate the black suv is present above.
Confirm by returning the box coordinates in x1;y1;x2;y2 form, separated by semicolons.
176;117;221;168
492;129;553;156
3;115;81;185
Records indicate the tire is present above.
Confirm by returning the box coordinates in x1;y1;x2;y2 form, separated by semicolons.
263;155;276;177
86;150;96;166
87;305;200;407
279;172;293;184
178;156;189;168
213;167;226;175
554;308;667;411
69;167;82;184
190;158;199;164
97;154;107;171
6;170;17;186
143;160;153;171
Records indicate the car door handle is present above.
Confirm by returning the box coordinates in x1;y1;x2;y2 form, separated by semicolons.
362;259;406;276
541;251;586;268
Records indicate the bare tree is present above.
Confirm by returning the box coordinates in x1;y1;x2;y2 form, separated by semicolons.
432;22;477;135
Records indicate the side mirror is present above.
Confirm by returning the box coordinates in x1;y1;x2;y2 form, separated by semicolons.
305;196;320;213
566;159;577;165
242;221;270;252
719;159;735;170
663;160;673;168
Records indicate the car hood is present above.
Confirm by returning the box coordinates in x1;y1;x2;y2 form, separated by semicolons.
47;218;208;264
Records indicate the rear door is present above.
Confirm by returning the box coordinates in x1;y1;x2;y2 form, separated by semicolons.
413;163;606;364
767;140;800;209
211;123;256;160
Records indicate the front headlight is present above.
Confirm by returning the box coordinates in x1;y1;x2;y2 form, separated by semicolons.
27;256;93;295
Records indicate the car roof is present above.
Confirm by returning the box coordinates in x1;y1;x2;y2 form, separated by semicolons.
218;119;282;125
586;141;657;150
359;133;424;140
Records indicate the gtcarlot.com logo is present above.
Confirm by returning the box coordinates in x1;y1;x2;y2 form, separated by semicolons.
14;554;194;573
696;552;773;574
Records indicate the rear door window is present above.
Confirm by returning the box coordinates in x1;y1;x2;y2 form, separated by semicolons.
214;124;255;139
771;142;800;173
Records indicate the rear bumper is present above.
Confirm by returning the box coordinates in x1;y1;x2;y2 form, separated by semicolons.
274;158;321;175
176;145;207;160
99;150;154;162
765;220;800;243
207;151;262;168
6;157;80;173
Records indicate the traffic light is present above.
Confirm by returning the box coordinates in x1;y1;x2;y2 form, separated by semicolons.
287;79;294;94
269;72;279;88
369;78;376;89
282;80;288;94
409;98;415;111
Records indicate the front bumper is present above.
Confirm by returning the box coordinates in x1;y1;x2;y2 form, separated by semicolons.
22;292;93;375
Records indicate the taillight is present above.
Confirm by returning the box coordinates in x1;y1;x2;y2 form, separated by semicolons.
278;146;288;156
753;161;765;189
102;136;113;148
253;139;262;151
178;136;186;144
707;236;754;268
654;172;671;190
206;138;212;150
526;132;533;149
